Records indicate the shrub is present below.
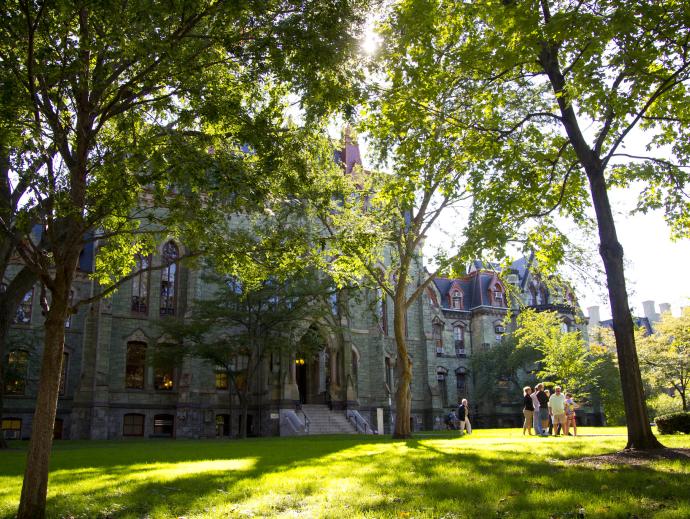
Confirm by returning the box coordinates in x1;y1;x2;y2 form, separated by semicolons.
655;412;690;434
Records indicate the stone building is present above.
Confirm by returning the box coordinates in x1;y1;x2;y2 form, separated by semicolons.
1;144;589;440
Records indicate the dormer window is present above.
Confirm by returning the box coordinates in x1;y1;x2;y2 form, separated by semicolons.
450;290;463;309
490;283;505;307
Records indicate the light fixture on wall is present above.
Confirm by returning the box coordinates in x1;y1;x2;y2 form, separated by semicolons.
295;358;305;366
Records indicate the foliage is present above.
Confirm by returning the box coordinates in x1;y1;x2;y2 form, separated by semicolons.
470;336;539;405
1;429;690;518
0;0;371;514
655;412;690;435
514;309;592;395
378;0;689;448
588;344;625;425
637;309;690;411
648;393;684;421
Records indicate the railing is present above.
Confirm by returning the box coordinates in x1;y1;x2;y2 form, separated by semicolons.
346;409;377;434
297;406;310;434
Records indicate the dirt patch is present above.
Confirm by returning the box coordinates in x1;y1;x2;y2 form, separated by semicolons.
565;448;690;467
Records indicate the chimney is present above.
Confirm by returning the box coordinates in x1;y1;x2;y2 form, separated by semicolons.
642;300;659;322
659;303;671;315
587;306;600;327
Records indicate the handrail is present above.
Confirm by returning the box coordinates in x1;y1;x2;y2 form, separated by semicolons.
297;407;310;434
346;409;376;434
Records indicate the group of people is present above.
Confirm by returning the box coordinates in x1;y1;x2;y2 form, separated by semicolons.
444;398;472;434
523;383;578;436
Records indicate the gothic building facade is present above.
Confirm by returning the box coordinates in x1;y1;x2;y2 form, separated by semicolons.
1;142;590;441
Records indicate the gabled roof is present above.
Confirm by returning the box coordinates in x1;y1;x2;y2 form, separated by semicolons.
432;270;503;310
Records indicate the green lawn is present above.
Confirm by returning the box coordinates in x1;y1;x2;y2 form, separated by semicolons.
0;427;688;518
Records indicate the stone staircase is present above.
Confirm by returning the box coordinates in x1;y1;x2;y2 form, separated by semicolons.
301;404;359;435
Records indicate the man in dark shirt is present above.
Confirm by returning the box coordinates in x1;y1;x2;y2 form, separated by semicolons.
535;383;549;436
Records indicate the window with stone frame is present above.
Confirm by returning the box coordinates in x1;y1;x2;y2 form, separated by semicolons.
123;413;145;436
132;254;151;314
432;320;444;355
59;352;68;396
437;368;448;407
493;285;505;307
453;325;466;356
14;288;34;324
153;414;174;436
450;289;463;309
160;242;179;316
5;350;29;395
216;414;230;437
215;368;229;390
125;342;146;389
1;417;21;439
384;356;393;392
154;364;174;390
455;367;467;397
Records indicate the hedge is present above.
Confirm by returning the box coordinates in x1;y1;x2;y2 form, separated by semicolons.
654;411;690;434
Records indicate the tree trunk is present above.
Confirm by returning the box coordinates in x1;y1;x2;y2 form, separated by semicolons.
392;288;412;439
17;313;66;519
538;39;663;451
587;168;663;449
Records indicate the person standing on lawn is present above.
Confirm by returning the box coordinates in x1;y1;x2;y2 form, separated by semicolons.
530;384;542;435
457;398;472;434
522;386;534;435
565;393;579;436
549;386;568;436
535;383;549;436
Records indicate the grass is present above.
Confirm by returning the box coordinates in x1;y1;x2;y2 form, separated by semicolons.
0;427;688;518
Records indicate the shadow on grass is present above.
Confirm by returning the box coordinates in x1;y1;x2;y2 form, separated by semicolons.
1;434;688;518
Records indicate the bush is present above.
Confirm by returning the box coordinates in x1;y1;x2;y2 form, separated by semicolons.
655;412;690;434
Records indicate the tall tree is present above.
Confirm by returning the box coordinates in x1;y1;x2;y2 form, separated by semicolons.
158;264;340;439
312;128;475;438
378;0;690;449
638;308;690;411
0;1;368;516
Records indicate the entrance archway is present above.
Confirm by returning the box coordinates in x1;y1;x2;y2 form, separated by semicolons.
295;326;330;404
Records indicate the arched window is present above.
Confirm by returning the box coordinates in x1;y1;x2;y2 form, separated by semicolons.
453;325;466;356
132;254;150;314
450;290;463;309
5;350;29;395
455;367;467;397
125;342;146;389
160;242;179;316
123;413;145;436
491;284;505;307
437;367;448;407
376;287;388;336
14;288;34;324
351;347;359;389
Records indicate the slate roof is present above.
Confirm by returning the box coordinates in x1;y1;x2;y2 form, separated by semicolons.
432;270;498;310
